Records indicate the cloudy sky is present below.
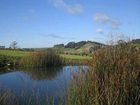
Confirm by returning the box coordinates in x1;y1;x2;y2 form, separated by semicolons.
0;0;140;48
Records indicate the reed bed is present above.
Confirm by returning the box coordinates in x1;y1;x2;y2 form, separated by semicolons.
67;42;140;105
21;50;63;68
0;88;64;105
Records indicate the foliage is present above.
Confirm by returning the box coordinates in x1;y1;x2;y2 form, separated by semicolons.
0;55;21;67
54;44;65;48
0;50;30;67
9;41;18;49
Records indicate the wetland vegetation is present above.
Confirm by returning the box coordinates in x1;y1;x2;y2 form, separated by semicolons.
0;40;140;105
1;0;140;104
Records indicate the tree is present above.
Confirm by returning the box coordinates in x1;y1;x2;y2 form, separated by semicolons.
9;41;18;49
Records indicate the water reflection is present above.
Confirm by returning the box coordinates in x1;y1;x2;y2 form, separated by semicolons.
22;67;63;80
0;66;88;105
0;68;13;74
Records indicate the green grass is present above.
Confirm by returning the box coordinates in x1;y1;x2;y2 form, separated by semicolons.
59;54;91;65
0;50;91;60
0;50;91;67
133;43;140;48
0;50;30;67
60;54;91;60
0;50;30;57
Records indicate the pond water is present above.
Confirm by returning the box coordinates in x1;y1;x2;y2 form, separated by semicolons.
0;66;88;105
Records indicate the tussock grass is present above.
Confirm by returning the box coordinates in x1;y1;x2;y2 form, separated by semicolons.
21;49;63;68
67;42;140;105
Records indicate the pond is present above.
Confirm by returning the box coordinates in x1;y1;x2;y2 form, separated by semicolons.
0;66;88;105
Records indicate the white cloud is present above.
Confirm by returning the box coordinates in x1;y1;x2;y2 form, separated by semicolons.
49;0;83;14
96;28;104;34
94;13;122;29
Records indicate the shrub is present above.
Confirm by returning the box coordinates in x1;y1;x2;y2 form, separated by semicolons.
0;55;20;67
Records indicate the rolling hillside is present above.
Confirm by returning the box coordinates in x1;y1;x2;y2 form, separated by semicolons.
53;41;106;54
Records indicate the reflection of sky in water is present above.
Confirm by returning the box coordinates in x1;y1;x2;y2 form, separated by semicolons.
0;66;88;102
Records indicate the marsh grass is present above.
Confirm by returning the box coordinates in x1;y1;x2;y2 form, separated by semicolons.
67;42;140;105
21;49;63;68
0;88;64;105
21;51;88;67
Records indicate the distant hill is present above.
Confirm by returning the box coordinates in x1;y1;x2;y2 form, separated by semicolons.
131;39;140;48
54;44;65;48
53;41;106;54
131;39;140;44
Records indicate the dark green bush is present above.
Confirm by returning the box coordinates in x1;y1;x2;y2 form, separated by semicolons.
0;55;20;67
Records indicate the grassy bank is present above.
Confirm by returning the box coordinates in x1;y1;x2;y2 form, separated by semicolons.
0;50;30;67
60;54;91;60
0;50;90;68
0;50;29;57
67;42;140;105
0;55;20;67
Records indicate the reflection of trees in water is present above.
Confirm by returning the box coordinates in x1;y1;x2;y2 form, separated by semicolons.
0;68;15;75
22;67;63;80
0;70;9;75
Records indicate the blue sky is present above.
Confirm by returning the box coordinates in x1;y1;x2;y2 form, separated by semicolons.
0;0;140;48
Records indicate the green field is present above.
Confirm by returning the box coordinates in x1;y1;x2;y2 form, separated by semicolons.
60;54;91;60
0;50;30;57
0;50;91;60
134;44;140;48
0;50;91;67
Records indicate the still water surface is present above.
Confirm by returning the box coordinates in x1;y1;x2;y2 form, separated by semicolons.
0;66;88;105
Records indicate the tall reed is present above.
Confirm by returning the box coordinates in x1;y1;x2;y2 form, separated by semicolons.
0;88;64;105
67;41;140;105
21;49;63;68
